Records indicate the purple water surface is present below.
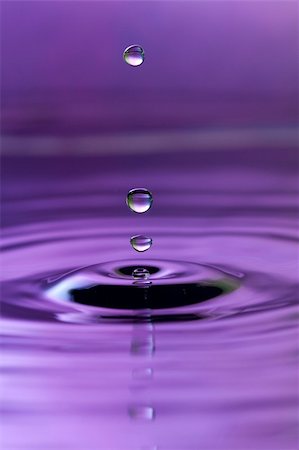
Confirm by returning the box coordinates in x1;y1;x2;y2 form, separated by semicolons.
1;142;298;450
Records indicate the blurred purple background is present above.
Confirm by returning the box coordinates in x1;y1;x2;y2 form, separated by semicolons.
1;0;298;139
1;3;299;450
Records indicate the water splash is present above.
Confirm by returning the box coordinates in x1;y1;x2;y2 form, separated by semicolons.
132;267;150;280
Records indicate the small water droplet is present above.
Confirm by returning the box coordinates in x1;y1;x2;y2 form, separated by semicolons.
130;235;152;252
132;268;150;280
128;405;155;421
126;188;153;214
123;45;144;67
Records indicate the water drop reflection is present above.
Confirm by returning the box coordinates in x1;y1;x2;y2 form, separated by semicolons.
128;405;155;421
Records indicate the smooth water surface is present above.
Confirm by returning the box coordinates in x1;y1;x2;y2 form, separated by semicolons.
1;143;298;450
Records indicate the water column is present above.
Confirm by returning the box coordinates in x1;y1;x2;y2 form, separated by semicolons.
124;48;157;448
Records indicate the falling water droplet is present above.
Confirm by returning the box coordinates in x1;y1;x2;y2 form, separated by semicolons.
132;268;150;280
123;45;145;67
132;267;152;289
126;188;153;214
130;235;152;252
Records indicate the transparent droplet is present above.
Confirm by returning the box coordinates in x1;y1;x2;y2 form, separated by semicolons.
132;268;150;280
123;45;144;67
126;188;153;213
128;405;155;421
130;235;152;252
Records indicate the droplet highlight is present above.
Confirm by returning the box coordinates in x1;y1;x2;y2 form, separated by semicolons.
130;235;152;252
126;188;153;214
123;45;145;67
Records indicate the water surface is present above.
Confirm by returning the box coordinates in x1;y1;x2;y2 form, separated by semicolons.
1;141;298;449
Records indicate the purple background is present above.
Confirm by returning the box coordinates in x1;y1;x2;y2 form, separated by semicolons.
1;1;298;137
1;2;298;450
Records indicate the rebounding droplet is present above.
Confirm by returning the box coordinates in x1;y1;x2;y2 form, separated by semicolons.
132;268;150;280
130;235;152;252
132;269;152;287
126;188;153;214
123;45;144;67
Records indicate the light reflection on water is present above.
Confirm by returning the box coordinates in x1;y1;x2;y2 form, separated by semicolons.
1;143;298;450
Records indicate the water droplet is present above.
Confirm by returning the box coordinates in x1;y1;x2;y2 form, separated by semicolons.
132;268;152;289
132;268;150;280
128;405;155;421
126;188;153;214
123;45;144;67
130;235;152;252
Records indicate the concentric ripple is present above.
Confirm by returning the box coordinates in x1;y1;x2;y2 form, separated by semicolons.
44;259;239;320
1;220;297;326
1;150;298;450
